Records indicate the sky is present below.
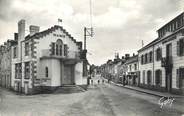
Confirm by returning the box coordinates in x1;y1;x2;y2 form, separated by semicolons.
0;0;184;65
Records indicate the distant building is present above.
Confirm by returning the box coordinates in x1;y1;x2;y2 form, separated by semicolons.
0;39;17;89
100;54;127;83
8;19;87;94
124;54;138;86
138;12;184;94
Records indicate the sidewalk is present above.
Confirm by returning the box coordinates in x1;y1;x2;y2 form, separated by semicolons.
103;78;184;98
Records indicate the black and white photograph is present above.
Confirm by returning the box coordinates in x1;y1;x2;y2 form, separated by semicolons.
0;0;184;116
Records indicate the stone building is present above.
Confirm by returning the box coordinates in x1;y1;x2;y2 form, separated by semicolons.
138;12;184;94
11;19;87;94
124;54;138;86
0;38;17;89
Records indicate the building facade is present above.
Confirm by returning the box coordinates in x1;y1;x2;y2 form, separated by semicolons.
10;19;87;94
0;39;17;89
138;12;184;94
125;55;138;86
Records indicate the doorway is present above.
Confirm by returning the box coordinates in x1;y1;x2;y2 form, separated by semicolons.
62;65;74;85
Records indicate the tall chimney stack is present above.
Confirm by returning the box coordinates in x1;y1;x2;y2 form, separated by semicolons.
125;54;130;60
29;25;40;36
18;19;25;41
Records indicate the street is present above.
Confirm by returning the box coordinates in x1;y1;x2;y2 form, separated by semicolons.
0;76;184;116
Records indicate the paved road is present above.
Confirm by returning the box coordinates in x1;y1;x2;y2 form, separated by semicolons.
99;83;184;116
0;77;184;116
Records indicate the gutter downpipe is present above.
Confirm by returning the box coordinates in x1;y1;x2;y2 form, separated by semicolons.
153;44;155;87
20;40;23;93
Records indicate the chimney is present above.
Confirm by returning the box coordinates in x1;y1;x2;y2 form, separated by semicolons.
29;25;40;36
18;19;25;41
125;54;130;60
14;33;18;41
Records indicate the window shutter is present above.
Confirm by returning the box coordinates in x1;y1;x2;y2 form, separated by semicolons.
177;41;180;56
160;70;162;86
179;68;184;88
64;44;68;56
56;44;58;55
176;69;180;88
147;53;149;63
182;39;184;56
160;48;162;60
51;43;55;55
155;49;158;61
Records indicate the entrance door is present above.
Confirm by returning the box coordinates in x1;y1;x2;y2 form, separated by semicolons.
166;43;172;92
62;65;73;85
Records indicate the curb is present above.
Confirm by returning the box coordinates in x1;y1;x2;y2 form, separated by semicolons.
107;80;184;98
109;81;163;97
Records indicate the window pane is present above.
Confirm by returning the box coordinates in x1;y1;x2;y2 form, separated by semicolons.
56;44;58;55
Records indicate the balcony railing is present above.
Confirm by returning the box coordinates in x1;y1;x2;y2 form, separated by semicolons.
41;49;80;59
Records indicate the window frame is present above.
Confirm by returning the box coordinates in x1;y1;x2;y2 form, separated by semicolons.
147;70;152;85
145;53;148;64
156;48;162;61
149;51;153;63
45;67;48;78
24;62;30;79
25;42;29;56
13;47;17;58
155;70;162;86
179;38;184;56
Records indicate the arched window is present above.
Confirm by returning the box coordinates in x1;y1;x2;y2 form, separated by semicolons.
45;67;48;78
56;39;63;56
147;70;152;85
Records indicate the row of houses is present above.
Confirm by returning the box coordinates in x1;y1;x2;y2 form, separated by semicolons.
100;12;184;95
0;19;88;94
100;53;138;86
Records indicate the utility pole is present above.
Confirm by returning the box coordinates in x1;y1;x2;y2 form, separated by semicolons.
84;27;87;50
84;27;93;50
83;0;94;82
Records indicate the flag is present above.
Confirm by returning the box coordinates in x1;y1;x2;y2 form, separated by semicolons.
58;19;62;23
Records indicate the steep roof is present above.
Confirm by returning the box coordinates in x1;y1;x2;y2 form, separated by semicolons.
137;38;159;52
157;12;184;32
25;25;82;49
125;55;138;64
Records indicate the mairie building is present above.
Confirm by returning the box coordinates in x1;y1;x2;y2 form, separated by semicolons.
138;12;184;94
1;19;88;94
